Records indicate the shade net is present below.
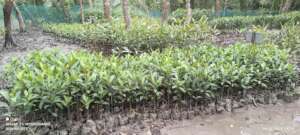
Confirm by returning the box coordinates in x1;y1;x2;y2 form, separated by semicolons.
0;0;281;31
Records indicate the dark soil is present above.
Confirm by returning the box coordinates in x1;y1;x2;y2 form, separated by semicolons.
213;30;246;46
160;99;300;135
0;28;84;73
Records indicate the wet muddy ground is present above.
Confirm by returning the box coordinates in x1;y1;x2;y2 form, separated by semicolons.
0;29;299;135
159;100;300;135
0;28;84;73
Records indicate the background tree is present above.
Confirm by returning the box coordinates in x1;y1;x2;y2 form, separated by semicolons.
88;0;94;9
14;1;26;32
60;0;71;22
239;0;247;11
79;0;84;23
215;0;222;16
281;0;293;12
185;0;192;25
161;0;170;24
103;0;112;20
122;0;131;30
3;0;17;49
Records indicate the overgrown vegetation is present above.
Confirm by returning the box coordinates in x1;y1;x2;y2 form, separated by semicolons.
82;5;150;22
171;8;212;20
269;24;300;53
210;11;300;29
170;8;279;21
1;44;297;118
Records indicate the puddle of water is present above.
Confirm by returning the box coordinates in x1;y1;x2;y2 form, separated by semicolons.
294;115;300;123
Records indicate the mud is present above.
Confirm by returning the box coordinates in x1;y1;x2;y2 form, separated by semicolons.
0;28;84;73
159;100;300;135
213;30;246;46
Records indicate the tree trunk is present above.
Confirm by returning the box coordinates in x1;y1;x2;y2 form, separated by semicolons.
185;0;192;25
79;0;84;23
60;0;71;22
215;0;222;16
13;2;26;32
122;0;131;30
161;0;170;24
223;0;228;16
239;0;247;11
191;0;195;9
88;0;93;9
103;0;112;20
73;0;79;5
3;0;17;49
138;0;149;16
281;0;293;12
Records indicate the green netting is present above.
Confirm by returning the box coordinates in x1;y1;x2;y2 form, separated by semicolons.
0;1;283;28
16;3;153;24
219;9;279;17
19;5;80;23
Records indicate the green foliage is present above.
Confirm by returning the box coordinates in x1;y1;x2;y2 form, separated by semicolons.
170;8;279;22
267;24;300;56
3;44;297;116
0;27;4;36
210;11;300;29
171;8;212;21
82;10;104;22
42;17;213;53
82;5;149;22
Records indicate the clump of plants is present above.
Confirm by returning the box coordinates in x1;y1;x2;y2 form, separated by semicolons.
269;24;300;53
81;6;149;23
210;11;300;29
170;8;212;21
1;44;297;119
0;27;4;36
42;17;213;53
170;8;279;22
264;23;300;68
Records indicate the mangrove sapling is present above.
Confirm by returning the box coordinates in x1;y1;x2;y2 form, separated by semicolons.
2;44;297;120
41;18;212;53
